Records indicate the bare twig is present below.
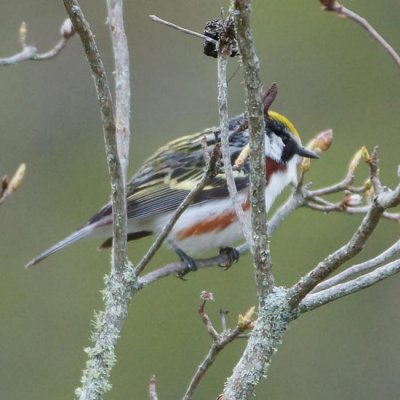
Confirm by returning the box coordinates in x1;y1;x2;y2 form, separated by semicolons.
304;201;400;222
149;375;159;400
307;166;354;197
138;243;248;287
105;0;131;270
300;259;400;313
134;144;221;276
106;0;131;180
0;164;26;205
63;0;129;271
149;15;217;44
0;20;74;66
217;41;252;246
320;0;400;69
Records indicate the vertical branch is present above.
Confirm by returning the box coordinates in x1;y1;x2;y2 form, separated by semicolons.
232;0;274;299
63;2;133;399
105;0;131;270
106;0;131;179
217;43;253;246
63;0;128;271
221;3;287;399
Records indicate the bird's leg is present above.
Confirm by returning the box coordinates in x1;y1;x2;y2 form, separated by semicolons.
218;247;240;270
168;240;198;279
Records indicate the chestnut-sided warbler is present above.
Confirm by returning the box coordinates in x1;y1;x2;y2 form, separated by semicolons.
26;111;317;268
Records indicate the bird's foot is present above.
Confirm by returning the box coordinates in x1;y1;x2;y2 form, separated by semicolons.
168;240;198;280
218;247;240;270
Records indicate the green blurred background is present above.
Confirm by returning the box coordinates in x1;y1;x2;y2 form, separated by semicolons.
1;1;399;399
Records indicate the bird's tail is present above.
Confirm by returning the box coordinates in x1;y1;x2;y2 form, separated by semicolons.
25;224;96;269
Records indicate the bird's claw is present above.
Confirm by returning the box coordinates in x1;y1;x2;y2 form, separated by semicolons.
174;248;198;280
218;247;240;270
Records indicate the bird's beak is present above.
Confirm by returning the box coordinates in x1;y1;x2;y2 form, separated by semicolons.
296;144;319;159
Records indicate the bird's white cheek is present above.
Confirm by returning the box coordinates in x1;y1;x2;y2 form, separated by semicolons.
265;134;284;162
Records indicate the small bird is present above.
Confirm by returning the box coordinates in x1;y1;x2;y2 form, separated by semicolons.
26;111;317;269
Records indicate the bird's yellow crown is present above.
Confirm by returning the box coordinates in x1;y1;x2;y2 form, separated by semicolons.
268;110;300;139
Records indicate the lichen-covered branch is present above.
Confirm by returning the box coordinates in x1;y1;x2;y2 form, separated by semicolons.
62;1;133;399
222;287;293;399
232;0;274;299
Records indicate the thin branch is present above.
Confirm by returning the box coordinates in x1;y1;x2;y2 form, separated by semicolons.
312;238;400;293
304;201;400;222
138;243;249;287
217;44;252;246
0;20;73;66
308;169;355;197
303;199;341;212
149;15;217;44
105;0;131;270
300;259;400;313
320;1;400;69
307;145;367;197
106;0;131;181
63;0;129;271
134;144;221;276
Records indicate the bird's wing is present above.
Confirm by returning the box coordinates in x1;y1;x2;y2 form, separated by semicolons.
87;115;250;225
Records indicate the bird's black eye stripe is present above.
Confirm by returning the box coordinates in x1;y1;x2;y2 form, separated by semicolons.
281;139;298;162
280;133;290;144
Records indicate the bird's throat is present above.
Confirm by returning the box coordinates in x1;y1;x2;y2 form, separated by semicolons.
266;157;286;185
